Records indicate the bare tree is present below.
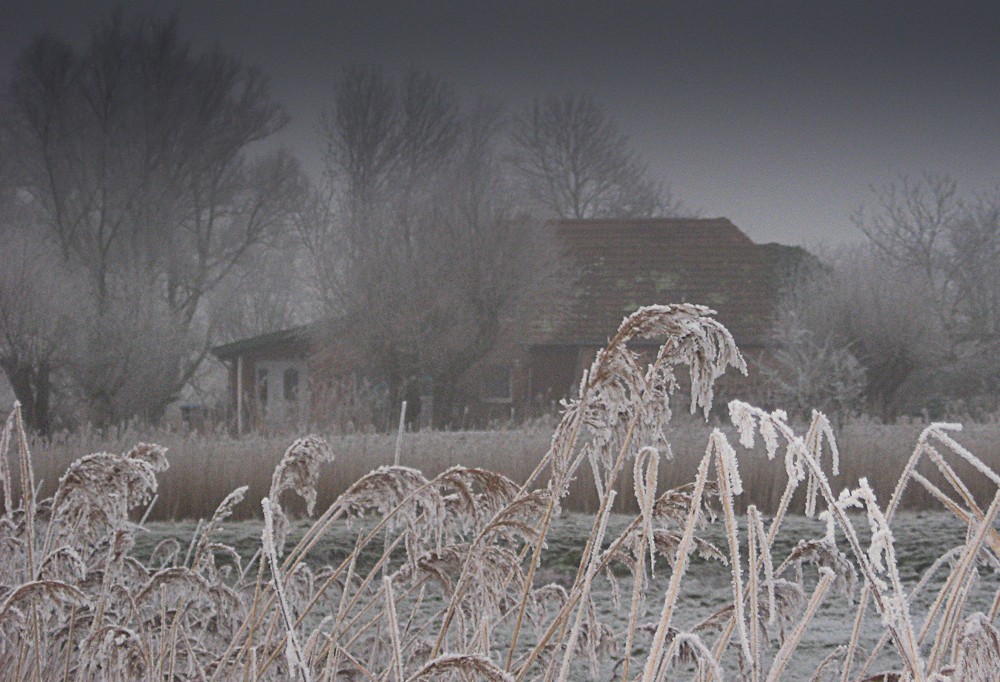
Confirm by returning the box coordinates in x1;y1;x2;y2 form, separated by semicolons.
760;263;866;424
0;14;303;426
208;239;313;344
946;189;1000;346
767;249;949;420
512;93;681;219
0;218;85;433
853;174;961;325
320;66;460;230
303;68;564;427
853;174;1000;414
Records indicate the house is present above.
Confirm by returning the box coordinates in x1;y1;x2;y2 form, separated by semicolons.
212;217;774;432
211;325;314;434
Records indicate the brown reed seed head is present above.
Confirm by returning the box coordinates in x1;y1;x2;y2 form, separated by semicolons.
1;300;998;680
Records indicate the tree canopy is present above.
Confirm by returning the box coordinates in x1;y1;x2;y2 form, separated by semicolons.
0;14;303;430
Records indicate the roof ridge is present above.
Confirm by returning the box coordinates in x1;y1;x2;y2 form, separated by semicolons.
550;216;733;225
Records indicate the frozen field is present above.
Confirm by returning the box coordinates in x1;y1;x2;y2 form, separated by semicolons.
137;510;996;680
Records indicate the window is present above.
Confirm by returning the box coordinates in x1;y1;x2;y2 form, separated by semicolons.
256;368;268;408
283;367;299;401
482;364;513;403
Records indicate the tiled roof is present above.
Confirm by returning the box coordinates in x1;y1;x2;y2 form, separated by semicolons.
527;218;772;347
214;218;775;358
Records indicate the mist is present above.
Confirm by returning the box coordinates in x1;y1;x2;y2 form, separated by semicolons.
2;4;999;431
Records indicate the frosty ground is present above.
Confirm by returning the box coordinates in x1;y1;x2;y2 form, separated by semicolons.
137;510;995;680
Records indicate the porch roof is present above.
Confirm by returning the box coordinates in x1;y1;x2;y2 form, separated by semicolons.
210;324;314;361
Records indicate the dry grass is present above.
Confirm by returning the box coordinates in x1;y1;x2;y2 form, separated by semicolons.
26;420;1000;521
1;303;998;680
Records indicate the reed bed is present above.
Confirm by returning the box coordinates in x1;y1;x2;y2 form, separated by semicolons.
26;420;1000;521
1;303;998;680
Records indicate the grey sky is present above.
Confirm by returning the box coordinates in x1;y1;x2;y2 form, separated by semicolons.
2;1;998;246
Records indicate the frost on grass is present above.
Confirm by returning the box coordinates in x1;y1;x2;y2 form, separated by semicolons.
569;304;745;501
47;444;167;551
0;306;998;680
267;435;334;555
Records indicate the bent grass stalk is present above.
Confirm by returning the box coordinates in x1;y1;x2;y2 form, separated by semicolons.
765;568;836;682
1;304;998;681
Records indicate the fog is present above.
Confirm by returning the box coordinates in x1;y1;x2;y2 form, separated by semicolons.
3;2;1000;245
2;5;999;432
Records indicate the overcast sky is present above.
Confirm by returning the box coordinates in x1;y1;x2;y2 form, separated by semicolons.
3;1;998;247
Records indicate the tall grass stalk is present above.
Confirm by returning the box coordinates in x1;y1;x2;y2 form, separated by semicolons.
0;303;997;680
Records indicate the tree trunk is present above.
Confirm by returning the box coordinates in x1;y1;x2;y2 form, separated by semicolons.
431;376;459;430
375;346;418;433
1;359;53;436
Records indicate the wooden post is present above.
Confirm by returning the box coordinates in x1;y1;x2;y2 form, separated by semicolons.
236;355;243;437
394;400;406;466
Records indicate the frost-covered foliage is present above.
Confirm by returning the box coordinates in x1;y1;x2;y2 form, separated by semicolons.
0;306;998;680
762;305;867;422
